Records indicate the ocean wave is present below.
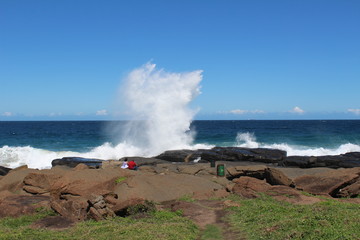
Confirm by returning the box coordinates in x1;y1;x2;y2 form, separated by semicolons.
0;141;213;169
1;135;359;169
235;132;360;156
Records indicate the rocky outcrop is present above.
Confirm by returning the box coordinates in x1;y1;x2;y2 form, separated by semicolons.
281;152;360;168
0;166;39;194
203;147;286;163
231;176;322;205
155;150;199;162
226;165;268;180
294;167;360;197
155;147;287;164
155;147;360;169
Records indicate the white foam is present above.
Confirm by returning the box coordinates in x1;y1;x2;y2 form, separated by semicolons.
0;145;78;169
111;62;204;156
234;132;360;156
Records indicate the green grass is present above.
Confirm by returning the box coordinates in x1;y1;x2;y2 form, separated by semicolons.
0;210;199;240
200;224;223;240
178;194;196;202
226;194;360;240
115;176;127;183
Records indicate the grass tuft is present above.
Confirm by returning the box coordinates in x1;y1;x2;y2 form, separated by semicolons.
115;176;127;183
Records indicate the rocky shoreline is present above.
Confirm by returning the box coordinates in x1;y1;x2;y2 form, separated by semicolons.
0;147;359;228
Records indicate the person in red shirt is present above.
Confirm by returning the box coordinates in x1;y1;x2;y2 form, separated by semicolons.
127;160;138;170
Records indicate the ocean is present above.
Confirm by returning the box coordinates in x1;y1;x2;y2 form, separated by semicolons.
1;120;360;169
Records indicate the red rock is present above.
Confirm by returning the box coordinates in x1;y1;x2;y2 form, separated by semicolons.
294;167;360;197
232;176;271;198
265;167;293;186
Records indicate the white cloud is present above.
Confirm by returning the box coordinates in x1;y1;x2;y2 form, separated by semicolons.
290;106;305;114
230;109;248;115
229;109;265;115
348;109;360;115
2;112;13;117
251;110;265;114
96;109;108;116
49;112;62;117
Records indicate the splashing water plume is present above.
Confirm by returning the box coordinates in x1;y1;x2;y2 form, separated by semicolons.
115;63;203;156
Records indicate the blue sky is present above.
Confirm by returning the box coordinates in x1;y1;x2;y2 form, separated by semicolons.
1;0;359;120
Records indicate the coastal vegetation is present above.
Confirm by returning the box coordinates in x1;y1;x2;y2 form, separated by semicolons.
227;194;360;240
0;209;198;240
0;194;358;240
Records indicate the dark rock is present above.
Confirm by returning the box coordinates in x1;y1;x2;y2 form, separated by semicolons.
280;156;317;168
281;152;360;168
51;157;103;168
154;150;198;162
0;166;11;176
155;147;286;164
201;147;286;163
119;157;168;166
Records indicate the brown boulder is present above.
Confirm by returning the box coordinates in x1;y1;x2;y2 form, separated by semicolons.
226;165;267;180
50;168;135;198
294;167;360;197
50;195;88;221
87;194;116;221
265;167;293;186
22;168;66;195
47;167;136;220
232;176;271;198
0;167;39;195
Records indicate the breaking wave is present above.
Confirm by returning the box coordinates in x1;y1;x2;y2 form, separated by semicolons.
235;132;360;156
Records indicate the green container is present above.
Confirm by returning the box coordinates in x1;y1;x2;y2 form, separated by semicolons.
217;164;225;177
